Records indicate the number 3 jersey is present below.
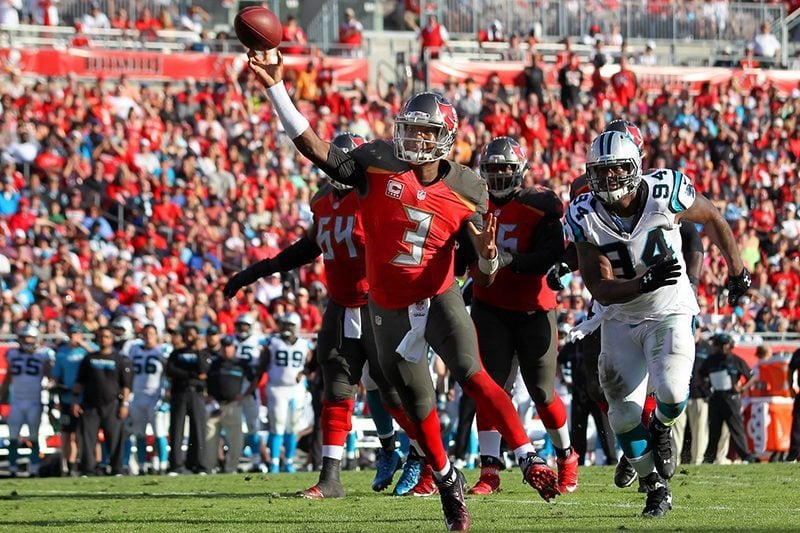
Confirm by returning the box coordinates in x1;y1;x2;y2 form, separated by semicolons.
266;335;311;387
6;347;54;403
311;184;368;308
564;169;700;323
348;141;488;310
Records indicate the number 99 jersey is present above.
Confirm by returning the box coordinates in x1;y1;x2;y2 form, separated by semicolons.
563;169;700;323
266;335;311;387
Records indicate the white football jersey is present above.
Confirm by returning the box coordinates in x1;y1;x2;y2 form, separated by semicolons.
6;347;54;403
564;169;700;323
129;343;168;396
235;333;266;388
266;335;310;387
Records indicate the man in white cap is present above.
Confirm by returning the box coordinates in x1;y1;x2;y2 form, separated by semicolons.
338;7;363;56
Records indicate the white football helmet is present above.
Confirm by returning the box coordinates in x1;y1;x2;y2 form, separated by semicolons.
586;131;642;205
393;92;458;164
235;313;256;340
16;322;39;351
278;312;301;341
111;315;135;342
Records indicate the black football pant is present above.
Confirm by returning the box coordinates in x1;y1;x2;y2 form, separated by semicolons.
570;381;616;465
470;301;558;406
317;302;402;409
369;282;481;421
788;396;800;461
78;401;124;475
169;389;208;473
704;392;750;462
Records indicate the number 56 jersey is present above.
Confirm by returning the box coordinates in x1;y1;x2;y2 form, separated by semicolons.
564;169;700;323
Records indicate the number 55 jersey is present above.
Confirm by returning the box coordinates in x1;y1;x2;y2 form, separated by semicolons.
564;169;700;323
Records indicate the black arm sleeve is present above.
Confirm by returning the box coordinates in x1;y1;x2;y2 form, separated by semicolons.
317;143;364;189
119;356;133;389
509;217;565;275
274;236;323;271
563;241;579;271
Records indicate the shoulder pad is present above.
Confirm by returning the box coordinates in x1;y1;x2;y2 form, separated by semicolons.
350;140;405;172
444;163;488;215
643;168;696;213
569;174;590;200
311;184;335;205
516;187;564;217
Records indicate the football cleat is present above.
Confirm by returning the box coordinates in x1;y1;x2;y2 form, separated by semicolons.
556;448;579;493
299;480;346;499
649;416;676;480
372;449;403;492
282;463;297;474
393;454;422;496
641;473;673;518
614;454;638;488
436;467;470;531
520;452;560;502
467;455;503;495
410;463;439;497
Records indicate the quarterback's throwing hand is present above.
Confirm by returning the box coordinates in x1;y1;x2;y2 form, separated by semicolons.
248;49;284;88
638;257;681;294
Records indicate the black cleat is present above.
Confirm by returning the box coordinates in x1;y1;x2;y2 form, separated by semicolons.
435;467;470;531
641;473;672;518
614;454;638;488
649;416;676;480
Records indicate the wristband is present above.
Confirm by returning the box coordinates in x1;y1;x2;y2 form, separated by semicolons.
478;254;499;275
265;81;310;139
122;402;129;407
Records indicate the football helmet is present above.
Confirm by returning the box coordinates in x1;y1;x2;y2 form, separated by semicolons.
16;322;39;351
604;119;644;154
393;92;458;164
278;312;301;341
479;136;528;198
111;315;135;342
235;313;256;341
329;133;366;190
586;131;642;205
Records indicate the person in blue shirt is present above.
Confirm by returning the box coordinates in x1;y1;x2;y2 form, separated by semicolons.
52;323;97;476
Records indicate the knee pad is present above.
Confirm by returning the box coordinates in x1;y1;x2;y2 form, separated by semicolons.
608;400;646;435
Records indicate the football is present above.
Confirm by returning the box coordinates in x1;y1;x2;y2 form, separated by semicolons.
234;6;282;51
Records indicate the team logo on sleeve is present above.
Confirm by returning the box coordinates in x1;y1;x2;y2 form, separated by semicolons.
386;180;404;199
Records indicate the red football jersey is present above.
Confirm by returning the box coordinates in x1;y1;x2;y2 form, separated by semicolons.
352;142;487;309
473;187;561;312
311;185;369;308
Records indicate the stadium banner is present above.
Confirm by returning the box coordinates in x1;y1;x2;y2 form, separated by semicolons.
427;60;800;94
0;48;368;84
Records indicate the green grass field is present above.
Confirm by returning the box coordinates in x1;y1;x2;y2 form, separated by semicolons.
0;464;798;532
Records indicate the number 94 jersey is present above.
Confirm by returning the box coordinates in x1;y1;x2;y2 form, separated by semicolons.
266;335;311;387
564;169;700;323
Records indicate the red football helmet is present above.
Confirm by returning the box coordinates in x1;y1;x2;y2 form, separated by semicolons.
393;92;458;164
604;119;644;154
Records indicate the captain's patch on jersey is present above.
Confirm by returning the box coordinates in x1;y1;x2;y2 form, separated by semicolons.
386;179;404;199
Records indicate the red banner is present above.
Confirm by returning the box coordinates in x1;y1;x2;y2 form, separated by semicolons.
0;48;368;84
744;397;794;454
427;59;800;95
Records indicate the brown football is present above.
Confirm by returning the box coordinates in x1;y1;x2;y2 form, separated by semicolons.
234;6;282;51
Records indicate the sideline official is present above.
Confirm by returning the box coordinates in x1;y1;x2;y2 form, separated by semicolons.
72;326;132;476
166;323;211;474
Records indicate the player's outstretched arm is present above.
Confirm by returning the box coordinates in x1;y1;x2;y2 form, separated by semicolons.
223;234;322;298
679;222;704;294
248;50;360;187
575;241;681;305
676;194;749;303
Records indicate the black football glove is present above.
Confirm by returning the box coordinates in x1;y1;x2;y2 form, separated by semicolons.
222;258;278;298
726;267;751;305
546;262;572;291
638;257;681;294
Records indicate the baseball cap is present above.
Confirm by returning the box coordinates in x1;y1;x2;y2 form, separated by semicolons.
206;324;220;335
297;287;310;297
68;323;84;334
221;335;235;347
345;7;355;17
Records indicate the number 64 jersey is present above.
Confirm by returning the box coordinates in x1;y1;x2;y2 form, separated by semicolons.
564;169;700;323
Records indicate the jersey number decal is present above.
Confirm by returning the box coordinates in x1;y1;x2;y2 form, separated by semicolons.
11;358;42;376
496;224;518;252
317;216;357;260
133;355;160;375
274;350;304;368
392;206;433;266
598;227;674;279
237;344;256;363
